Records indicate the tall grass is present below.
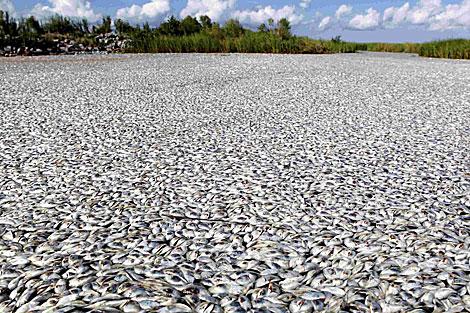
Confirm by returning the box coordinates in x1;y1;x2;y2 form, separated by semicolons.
126;31;368;54
365;42;420;54
364;39;470;59
419;39;470;59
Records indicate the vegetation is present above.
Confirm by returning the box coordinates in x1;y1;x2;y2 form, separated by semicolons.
363;39;470;59
418;39;470;59
124;15;366;54
0;10;469;59
0;10;114;53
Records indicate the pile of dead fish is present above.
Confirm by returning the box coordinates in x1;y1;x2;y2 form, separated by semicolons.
0;53;469;312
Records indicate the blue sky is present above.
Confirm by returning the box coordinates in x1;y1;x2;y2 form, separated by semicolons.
2;0;470;42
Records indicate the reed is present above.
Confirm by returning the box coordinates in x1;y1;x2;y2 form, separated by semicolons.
126;32;369;55
364;39;470;59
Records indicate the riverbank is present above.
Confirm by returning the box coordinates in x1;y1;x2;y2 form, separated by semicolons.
1;12;469;59
2;37;469;59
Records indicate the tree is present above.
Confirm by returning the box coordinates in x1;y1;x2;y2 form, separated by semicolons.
180;16;201;35
43;15;76;34
331;35;342;43
0;10;7;40
199;15;212;29
276;18;291;40
206;22;222;39
95;16;112;34
222;19;244;38
257;23;268;33
0;11;5;34
143;22;151;33
158;16;181;35
81;18;89;34
115;18;133;35
18;16;42;45
0;10;9;47
268;18;274;30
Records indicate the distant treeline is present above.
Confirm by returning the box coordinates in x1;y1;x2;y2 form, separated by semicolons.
119;16;363;54
1;10;469;58
0;11;364;54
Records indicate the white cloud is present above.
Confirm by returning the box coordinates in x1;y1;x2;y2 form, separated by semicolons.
348;8;380;30
318;16;331;30
408;0;441;24
335;4;352;19
32;0;101;22
0;0;15;15
232;5;303;26
180;0;235;21
383;2;410;25
116;0;170;22
300;0;312;9
430;0;470;30
381;0;469;31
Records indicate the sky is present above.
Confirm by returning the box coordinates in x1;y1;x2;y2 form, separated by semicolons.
1;0;470;42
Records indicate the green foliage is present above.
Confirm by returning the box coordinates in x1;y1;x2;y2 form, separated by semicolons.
159;16;181;36
268;18;274;28
1;10;18;46
126;29;367;55
364;39;470;59
199;15;212;29
81;19;89;34
18;16;42;44
180;16;201;35
0;10;468;59
276;18;291;40
123;16;394;55
331;35;342;43
115;18;133;35
94;16;112;34
43;15;76;34
257;23;268;33
418;39;470;59
143;22;151;33
222;19;244;38
364;42;420;53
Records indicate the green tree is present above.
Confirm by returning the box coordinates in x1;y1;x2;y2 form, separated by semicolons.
80;18;89;34
331;35;342;43
115;18;133;35
206;22;222;39
95;16;112;34
199;15;212;29
159;16;181;35
180;16;201;35
0;10;7;47
18;16;43;45
43;15;75;34
276;18;291;40
268;18;274;31
0;11;6;37
222;19;244;38
143;22;151;33
257;23;268;33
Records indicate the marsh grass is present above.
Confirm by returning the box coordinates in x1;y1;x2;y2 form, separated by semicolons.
418;39;470;59
364;39;470;59
126;32;368;54
129;33;470;59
